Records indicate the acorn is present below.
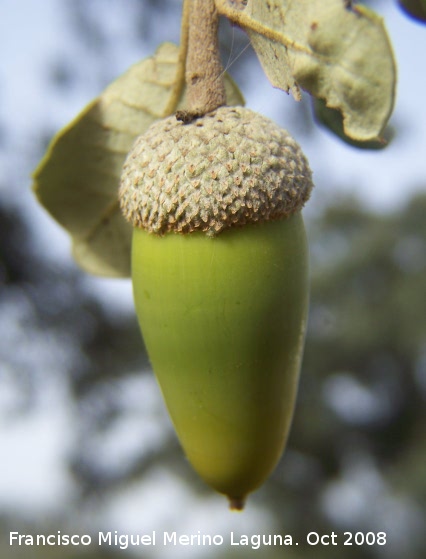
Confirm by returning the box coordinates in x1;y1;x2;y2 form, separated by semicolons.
119;106;313;509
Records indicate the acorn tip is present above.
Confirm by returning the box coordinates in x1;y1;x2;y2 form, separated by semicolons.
228;496;246;511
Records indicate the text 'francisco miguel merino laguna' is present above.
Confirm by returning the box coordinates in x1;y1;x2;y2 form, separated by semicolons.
10;530;295;550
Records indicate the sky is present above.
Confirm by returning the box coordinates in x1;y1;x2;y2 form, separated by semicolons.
0;0;425;551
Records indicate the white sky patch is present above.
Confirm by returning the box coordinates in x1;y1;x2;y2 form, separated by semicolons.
0;379;76;517
320;455;425;554
96;469;274;559
322;372;399;426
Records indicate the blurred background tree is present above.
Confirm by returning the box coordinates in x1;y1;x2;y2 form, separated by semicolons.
0;1;425;558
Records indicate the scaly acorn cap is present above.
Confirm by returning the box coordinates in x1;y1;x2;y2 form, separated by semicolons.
119;106;313;236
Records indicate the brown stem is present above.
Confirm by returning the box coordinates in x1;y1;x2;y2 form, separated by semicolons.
178;0;226;121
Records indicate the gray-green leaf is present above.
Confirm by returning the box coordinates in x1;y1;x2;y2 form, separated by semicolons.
313;98;394;150
218;0;396;142
33;42;244;278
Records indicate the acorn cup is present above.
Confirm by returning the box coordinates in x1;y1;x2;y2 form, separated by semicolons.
119;106;313;509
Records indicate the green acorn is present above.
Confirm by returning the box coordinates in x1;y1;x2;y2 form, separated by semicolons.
119;106;313;509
